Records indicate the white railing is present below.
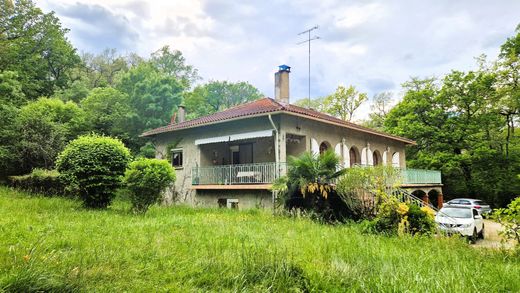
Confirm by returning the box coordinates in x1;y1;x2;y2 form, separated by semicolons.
192;162;286;185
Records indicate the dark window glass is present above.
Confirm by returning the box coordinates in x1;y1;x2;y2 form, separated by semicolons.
172;149;183;167
460;200;471;205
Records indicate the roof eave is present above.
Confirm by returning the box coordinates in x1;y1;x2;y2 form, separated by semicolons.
141;110;415;145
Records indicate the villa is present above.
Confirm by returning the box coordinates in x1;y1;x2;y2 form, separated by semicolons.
142;65;443;209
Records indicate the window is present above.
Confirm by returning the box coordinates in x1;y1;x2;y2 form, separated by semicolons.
171;148;183;168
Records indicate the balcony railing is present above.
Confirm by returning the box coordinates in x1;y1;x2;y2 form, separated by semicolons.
191;163;441;186
400;168;442;184
192;162;286;185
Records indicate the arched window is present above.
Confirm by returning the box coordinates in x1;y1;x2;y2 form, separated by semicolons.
373;150;382;166
319;141;331;154
392;152;400;167
349;146;360;167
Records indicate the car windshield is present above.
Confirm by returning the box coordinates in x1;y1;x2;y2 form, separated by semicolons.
439;207;472;218
474;200;487;205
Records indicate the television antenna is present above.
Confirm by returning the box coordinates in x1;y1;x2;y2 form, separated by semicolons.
297;25;320;108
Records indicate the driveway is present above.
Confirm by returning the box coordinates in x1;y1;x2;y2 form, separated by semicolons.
473;220;516;249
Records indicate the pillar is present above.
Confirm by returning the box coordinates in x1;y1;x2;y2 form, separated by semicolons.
437;193;444;208
421;194;429;205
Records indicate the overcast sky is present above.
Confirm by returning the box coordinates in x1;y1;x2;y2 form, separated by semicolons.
36;0;520;120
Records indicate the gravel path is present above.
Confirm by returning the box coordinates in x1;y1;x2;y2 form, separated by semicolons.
473;220;516;249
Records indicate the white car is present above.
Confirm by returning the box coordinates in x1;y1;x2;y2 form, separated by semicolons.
445;198;492;215
435;206;484;242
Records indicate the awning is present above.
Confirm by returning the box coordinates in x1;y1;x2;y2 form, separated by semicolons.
194;129;274;145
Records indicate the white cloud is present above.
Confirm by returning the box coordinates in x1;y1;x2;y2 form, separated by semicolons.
36;0;520;119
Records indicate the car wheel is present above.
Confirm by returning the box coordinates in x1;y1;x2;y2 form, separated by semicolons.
478;225;484;239
470;228;478;244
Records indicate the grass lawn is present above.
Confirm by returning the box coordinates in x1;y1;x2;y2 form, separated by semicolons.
1;186;519;292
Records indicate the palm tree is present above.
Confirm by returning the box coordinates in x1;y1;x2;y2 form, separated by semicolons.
273;150;348;221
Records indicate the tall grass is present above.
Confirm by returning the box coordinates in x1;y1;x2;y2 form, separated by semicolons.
0;186;519;292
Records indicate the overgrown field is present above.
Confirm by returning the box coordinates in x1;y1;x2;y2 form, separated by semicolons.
0;186;519;292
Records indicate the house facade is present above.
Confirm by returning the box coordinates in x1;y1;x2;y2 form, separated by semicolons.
142;66;443;209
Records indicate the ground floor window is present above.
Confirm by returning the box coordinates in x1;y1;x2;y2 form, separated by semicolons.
172;148;183;167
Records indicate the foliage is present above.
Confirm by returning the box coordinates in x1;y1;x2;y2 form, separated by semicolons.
385;71;520;207
150;46;199;88
1;186;520;292
8;169;65;196
124;158;175;213
323;85;367;121
293;96;327;112
80;48;130;89
492;197;520;245
117;62;184;152
367;198;435;236
0;0;80;100
336;166;401;219
273;150;349;222
363;92;393;130
184;80;263;119
14;98;86;173
80;87;134;144
56;135;131;208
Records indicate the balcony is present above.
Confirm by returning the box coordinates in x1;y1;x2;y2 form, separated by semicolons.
400;168;442;185
191;163;441;189
191;162;286;189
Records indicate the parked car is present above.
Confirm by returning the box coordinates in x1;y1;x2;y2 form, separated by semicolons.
435;206;484;242
445;198;492;215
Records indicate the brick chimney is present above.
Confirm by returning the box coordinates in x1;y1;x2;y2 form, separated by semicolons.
275;65;290;103
178;105;186;123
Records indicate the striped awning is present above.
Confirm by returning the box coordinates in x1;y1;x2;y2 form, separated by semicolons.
194;129;274;145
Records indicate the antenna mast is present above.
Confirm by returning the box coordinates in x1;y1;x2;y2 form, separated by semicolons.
297;25;320;108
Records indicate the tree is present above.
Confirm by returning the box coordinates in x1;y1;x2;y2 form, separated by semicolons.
293;96;327;112
150;46;199;88
323;85;367;121
117;62;184;151
384;69;520;207
184;80;263;119
80;49;130;89
13;98;86;172
364;92;393;130
0;0;80;100
81;87;134;143
272;150;349;222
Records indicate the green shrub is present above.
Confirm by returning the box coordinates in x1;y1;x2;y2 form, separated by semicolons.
407;204;436;235
8;169;65;196
492;197;520;245
56;134;131;208
370;199;435;236
124;158;175;213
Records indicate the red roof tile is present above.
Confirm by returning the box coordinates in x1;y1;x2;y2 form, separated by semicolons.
141;98;415;144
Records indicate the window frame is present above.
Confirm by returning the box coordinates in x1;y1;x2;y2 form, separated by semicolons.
171;148;183;169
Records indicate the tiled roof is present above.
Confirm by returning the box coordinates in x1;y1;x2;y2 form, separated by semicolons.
141;98;415;144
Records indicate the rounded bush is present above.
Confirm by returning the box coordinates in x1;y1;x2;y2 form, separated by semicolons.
56;134;131;208
124;158;175;213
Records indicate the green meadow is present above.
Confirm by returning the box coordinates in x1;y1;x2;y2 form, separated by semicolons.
1;186;519;292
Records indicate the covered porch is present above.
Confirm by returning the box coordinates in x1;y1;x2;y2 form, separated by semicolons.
191;128;305;189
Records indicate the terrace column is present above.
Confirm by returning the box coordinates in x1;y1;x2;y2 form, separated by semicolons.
279;131;287;175
437;193;444;208
421;194;429;205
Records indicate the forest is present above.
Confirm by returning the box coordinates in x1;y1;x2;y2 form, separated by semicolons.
1;0;519;207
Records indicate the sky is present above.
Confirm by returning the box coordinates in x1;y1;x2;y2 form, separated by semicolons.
36;0;520;120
